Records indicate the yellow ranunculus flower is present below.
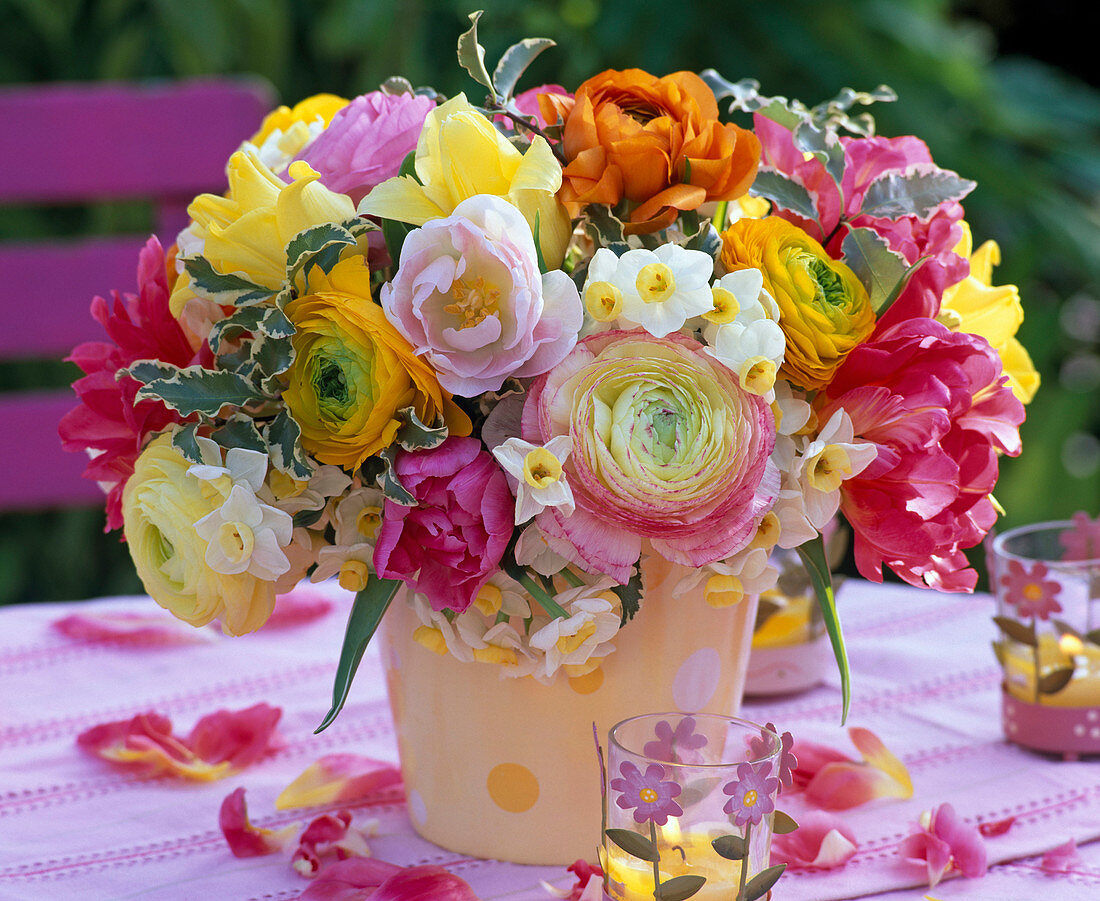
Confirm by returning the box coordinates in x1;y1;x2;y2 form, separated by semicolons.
170;154;360;317
938;221;1039;404
721;216;876;390
358;93;572;268
249;93;348;158
282;256;471;470
122;433;278;636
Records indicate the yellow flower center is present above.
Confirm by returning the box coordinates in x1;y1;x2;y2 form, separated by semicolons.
585;280;624;321
1022;582;1044;602
268;469;308;499
356;505;383;540
935;308;964;331
412;624;448;655
445;276;500;329
704;286;740;324
705;573;745;609
474;583;504;617
556;620;597;656
636;262;676;303
473;645;518;666
523;447;563;489
338;559;370;593
752;512;782;550
806;445;852;493
738;355;777;396
743;789;758;807
215;521;254;565
639;787;659;804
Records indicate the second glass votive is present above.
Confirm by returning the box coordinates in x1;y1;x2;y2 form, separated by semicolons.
603;713;782;901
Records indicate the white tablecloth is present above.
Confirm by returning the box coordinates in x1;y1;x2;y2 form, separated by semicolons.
2;579;1099;900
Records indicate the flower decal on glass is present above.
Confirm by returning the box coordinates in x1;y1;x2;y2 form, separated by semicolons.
999;559;1063;620
642;716;708;763
610;761;683;825
723;761;779;826
1061;511;1100;562
750;722;798;792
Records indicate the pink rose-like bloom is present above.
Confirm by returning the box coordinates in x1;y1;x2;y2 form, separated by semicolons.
522;330;778;582
296;90;434;204
373;438;513;613
819;318;1024;591
754;116;970;326
381;194;582;396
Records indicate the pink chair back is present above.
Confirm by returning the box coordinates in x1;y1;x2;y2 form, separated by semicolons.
0;78;275;511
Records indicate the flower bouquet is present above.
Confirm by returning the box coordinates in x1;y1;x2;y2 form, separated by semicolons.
62;10;1035;863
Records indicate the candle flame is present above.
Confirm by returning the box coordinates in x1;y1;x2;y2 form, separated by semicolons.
1060;633;1085;656
663;816;683;843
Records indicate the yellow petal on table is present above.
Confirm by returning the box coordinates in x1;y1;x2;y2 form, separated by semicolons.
276;753;402;810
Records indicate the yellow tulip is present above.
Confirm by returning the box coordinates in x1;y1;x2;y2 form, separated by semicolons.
359;93;571;268
939;222;1039;404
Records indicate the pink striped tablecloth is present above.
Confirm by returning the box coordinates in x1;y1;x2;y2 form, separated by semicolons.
2;579;1099;900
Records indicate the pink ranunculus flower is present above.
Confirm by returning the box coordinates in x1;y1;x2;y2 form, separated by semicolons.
522;330;778;582
296;90;435;204
818;318;1025;591
754;116;970;326
373;438;513;614
380;194;582;396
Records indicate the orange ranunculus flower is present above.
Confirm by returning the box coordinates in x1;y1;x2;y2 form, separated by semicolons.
549;69;760;234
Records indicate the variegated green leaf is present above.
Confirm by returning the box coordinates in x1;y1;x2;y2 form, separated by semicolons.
750;169;819;221
286;222;357;284
841;227;908;312
259;305;295;339
265;410;314;480
171;423;204;464
859;165;977;221
492;37;555;101
208;306;267;353
363;447;416;506
211;414;266;454
793;119;845;187
457;10;494;95
343;215;378;241
126;359;180;385
252;333;295;379
612;565;643;625
136;366;264;417
393;406;449;451
184;256;274;307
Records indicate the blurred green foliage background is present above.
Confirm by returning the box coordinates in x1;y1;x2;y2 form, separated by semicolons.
1;0;1097;603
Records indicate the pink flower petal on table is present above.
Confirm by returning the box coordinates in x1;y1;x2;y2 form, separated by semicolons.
371;865;481;901
261;589;335;629
187;703;282;770
76;712;229;780
1041;839;1081;873
771;811;858;870
53;610;213;645
899;803;987;887
800;728;912;810
978;816;1016;837
277;754;403;810
299;859;406;901
542;860;605;899
899;831;954;888
791;740;852;790
219;787;299;858
292;810;373;877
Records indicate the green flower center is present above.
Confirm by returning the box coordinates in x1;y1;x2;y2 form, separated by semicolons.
808;257;847;307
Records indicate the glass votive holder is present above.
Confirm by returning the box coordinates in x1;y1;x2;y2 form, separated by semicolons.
602;713;783;901
989;516;1100;758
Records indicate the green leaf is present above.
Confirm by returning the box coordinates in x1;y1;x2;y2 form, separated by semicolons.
492;37;555;101
286;222;357;283
171;423;204;464
393;406;449;451
656;874;706;901
711;833;746;860
135;366;264;417
265;411;314;481
793;120;844;187
251;333;295;379
743;864;786;901
381;75;414;95
859;166;977;221
293;507;325;529
604;828;659;862
612;565;643;625
127;359;180;385
1038;667;1076;695
841;227;908;312
796;536;850;723
211;414;266;454
184;256;274;307
584;204;628;251
315;574;401;732
773;810;800;835
364;446;416;506
208;306;267;352
259;305;295;339
681;222;722;259
749;169;818;221
993;615;1039;647
532;210;550;274
456;10;494;96
875;255;929;320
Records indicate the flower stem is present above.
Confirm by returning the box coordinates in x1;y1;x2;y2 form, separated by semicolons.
516;569;569;620
1032;616;1041;704
736;822;752;901
713;200;729;232
560;567;586;588
650;820;661;899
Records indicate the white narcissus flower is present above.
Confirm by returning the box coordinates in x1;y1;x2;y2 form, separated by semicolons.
675;543;779;608
582;244;714;338
492;435;575;525
188;437;268;494
702;270;786;401
527;582;622;680
264;464;352;522
513;523;571;576
310;487;388;592
193;484;293;581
